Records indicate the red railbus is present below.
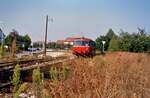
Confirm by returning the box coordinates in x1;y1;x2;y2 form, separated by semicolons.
72;37;96;57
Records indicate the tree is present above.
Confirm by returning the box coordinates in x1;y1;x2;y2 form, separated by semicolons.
118;28;150;52
108;37;120;51
5;30;18;52
144;36;150;52
4;31;18;56
5;30;31;51
23;34;31;50
119;31;132;51
106;28;116;40
95;35;109;51
137;27;146;36
130;29;147;52
130;39;144;52
12;36;17;56
95;28;117;51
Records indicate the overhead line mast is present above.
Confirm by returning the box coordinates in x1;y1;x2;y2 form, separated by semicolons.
44;15;48;56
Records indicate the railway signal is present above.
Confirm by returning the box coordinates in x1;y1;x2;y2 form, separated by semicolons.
102;41;106;53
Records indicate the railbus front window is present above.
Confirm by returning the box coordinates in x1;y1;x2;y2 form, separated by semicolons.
74;41;89;46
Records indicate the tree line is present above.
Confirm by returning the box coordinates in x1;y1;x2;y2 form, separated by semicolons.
95;28;150;53
0;29;31;56
1;28;150;54
5;29;31;50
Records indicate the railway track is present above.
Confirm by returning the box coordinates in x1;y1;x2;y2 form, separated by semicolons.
0;55;75;89
0;58;52;66
0;58;49;71
20;55;75;71
0;56;70;71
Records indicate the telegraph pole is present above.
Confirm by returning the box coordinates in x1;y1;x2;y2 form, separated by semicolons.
44;15;48;56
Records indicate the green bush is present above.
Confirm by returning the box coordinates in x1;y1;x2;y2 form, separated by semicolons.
108;37;120;51
96;28;150;53
50;65;70;81
0;44;4;57
32;68;42;98
12;64;21;98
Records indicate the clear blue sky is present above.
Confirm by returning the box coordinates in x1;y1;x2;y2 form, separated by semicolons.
0;0;150;41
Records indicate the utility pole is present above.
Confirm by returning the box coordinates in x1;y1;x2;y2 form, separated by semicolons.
44;15;48;56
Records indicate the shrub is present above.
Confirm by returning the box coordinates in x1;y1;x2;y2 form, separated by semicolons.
12;64;21;98
32;68;42;98
108;37;120;51
50;67;59;81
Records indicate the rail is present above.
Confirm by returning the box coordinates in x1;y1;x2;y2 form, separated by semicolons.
0;55;75;88
0;56;70;71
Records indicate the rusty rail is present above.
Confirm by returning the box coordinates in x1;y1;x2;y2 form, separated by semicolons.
0;56;75;89
0;56;70;71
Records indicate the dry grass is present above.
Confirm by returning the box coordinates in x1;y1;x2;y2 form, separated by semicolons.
45;52;150;98
6;52;149;98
